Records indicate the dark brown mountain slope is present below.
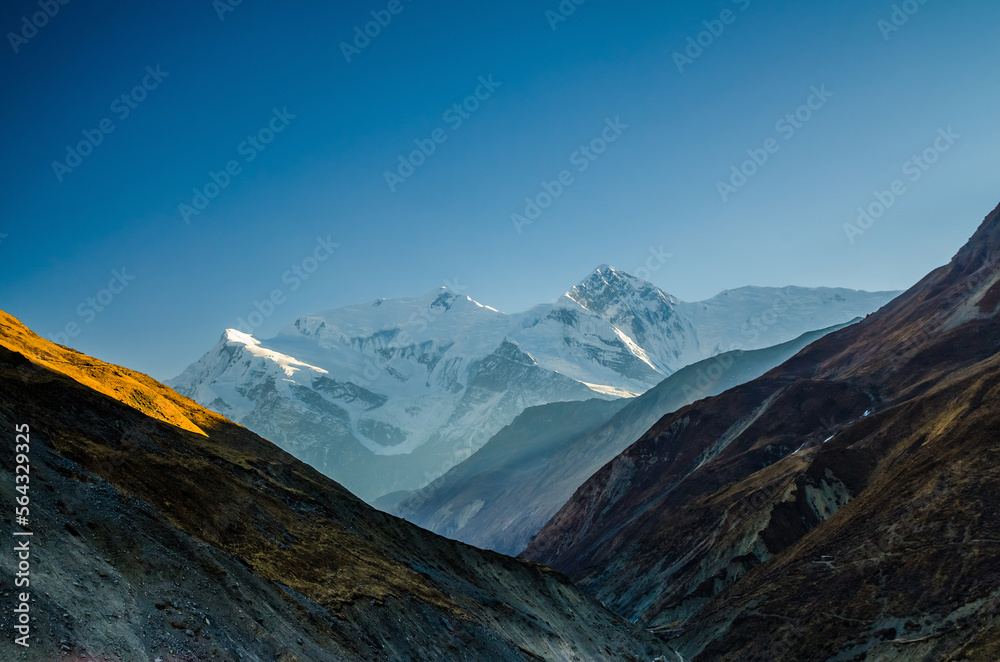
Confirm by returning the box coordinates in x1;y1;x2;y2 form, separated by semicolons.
0;311;672;661
523;203;1000;661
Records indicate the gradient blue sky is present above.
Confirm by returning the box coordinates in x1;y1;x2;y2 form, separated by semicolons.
1;0;998;380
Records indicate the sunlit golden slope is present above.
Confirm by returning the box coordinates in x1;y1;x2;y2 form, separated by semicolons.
0;311;209;436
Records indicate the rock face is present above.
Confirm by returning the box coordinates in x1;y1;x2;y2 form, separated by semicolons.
169;265;898;502
392;323;854;556
0;311;672;661
523;203;1000;661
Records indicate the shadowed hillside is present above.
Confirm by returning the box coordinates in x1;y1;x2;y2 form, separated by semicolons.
524;203;1000;661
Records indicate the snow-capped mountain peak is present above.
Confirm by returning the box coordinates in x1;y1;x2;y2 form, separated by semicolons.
169;267;901;501
560;266;696;374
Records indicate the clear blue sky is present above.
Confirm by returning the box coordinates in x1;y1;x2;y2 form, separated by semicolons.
1;0;998;380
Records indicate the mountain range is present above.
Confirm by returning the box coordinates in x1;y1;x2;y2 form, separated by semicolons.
4;201;998;660
168;266;898;501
